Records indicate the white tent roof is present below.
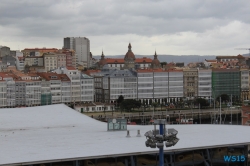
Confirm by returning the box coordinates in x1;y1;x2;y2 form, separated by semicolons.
1;104;250;165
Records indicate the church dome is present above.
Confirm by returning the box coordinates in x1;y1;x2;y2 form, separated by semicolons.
124;43;135;60
151;51;161;69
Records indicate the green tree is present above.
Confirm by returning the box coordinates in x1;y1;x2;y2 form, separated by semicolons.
217;94;230;102
194;98;209;108
117;95;124;105
117;95;124;113
120;99;141;112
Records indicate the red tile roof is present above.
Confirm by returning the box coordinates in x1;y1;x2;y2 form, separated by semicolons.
137;68;165;72
84;70;101;76
37;73;62;81
23;48;58;51
66;66;77;70
58;74;70;82
135;57;152;63
104;57;152;64
105;58;124;64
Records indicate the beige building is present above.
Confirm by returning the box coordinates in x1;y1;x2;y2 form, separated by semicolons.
24;56;44;67
240;69;249;101
183;68;198;99
44;53;58;71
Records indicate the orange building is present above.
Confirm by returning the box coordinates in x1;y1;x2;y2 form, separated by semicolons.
22;48;58;57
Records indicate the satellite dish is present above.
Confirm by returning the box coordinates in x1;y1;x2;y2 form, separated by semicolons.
112;119;117;123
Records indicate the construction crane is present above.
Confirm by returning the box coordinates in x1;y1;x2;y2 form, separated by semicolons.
235;48;250;56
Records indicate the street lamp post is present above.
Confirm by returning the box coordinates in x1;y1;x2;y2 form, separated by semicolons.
230;94;232;125
112;106;113;118
199;103;201;124
219;97;221;124
145;119;179;166
178;111;181;124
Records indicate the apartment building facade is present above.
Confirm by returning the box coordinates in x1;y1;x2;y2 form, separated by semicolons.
168;70;184;101
60;74;71;103
212;69;241;101
80;74;94;102
40;78;51;105
6;75;16;107
24;56;44;67
60;67;81;103
183;68;198;100
57;53;66;67
25;74;41;106
22;48;58;57
16;57;25;71
137;70;154;101
198;69;212;99
64;37;90;68
44;53;58;71
241;69;249;101
0;46;10;58
108;69;137;103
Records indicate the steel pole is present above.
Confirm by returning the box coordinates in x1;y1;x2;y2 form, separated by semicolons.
159;123;164;166
199;103;201;124
220;97;221;124
231;107;232;125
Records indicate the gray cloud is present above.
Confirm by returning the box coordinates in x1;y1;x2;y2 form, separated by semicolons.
1;0;250;55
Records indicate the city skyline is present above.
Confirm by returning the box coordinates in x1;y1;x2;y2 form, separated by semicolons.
1;0;250;56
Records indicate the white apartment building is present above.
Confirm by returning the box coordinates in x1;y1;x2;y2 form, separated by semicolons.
153;71;168;101
15;81;26;106
108;70;137;103
60;74;71;103
168;71;184;101
40;79;51;105
137;70;153;101
64;37;90;68
57;67;81;102
25;80;41;106
6;78;15;107
137;69;184;104
92;68;184;104
0;81;6;107
0;74;7;107
50;78;62;104
198;69;212;99
38;73;62;104
16;57;25;71
80;74;94;102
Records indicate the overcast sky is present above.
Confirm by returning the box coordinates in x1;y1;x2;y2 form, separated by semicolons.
1;0;250;56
